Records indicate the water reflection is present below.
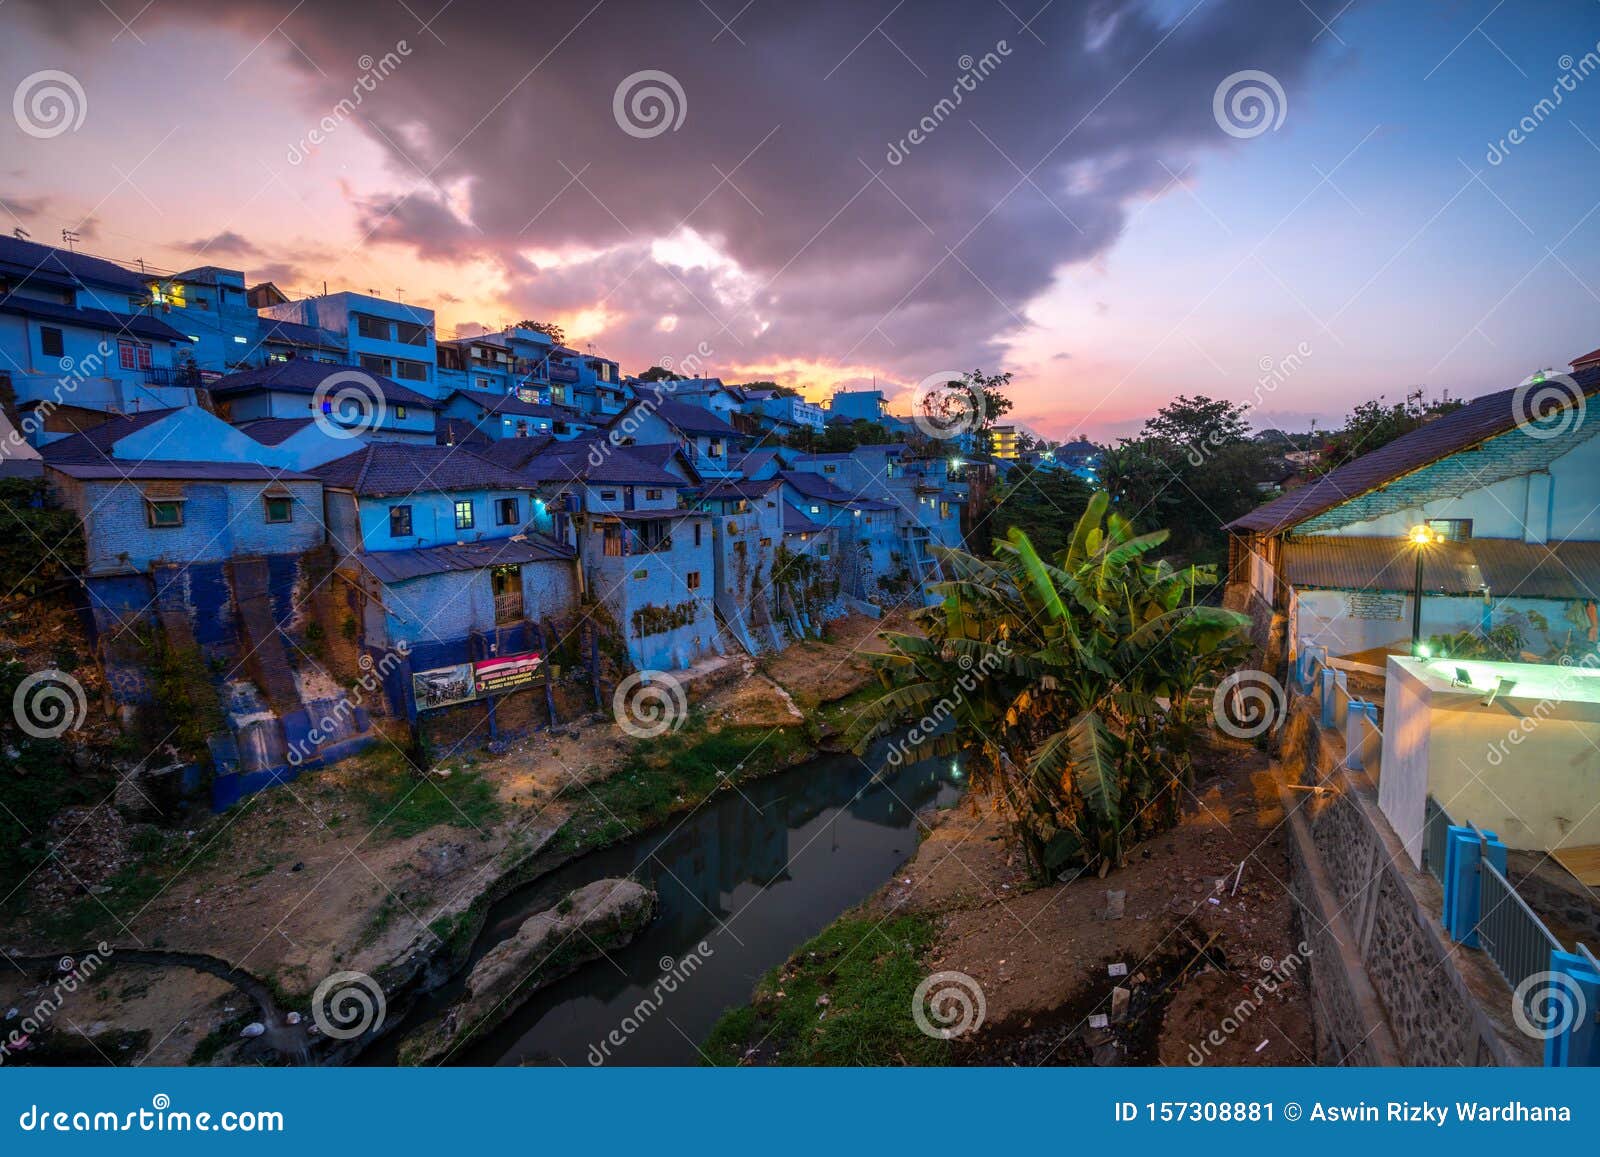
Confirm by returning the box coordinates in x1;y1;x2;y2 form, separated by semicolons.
414;744;961;1066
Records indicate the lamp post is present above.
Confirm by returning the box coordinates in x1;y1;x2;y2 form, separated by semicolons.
1408;524;1438;657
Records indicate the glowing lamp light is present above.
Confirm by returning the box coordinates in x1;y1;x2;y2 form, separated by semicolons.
1408;524;1437;547
1416;643;1433;659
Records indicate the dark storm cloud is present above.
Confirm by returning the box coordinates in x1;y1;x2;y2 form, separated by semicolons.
173;229;265;257
16;0;1348;379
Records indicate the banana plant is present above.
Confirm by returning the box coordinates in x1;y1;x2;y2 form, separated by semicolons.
848;492;1251;880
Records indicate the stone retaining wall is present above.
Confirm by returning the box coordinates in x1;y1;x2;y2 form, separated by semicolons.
1279;700;1537;1066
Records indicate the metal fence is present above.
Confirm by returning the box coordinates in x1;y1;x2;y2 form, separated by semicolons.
1478;855;1564;998
1422;795;1451;884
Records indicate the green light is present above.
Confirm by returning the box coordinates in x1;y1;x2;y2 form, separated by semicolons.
1416;643;1432;658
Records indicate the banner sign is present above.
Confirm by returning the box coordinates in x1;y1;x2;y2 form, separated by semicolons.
473;652;542;695
412;652;542;711
411;662;476;710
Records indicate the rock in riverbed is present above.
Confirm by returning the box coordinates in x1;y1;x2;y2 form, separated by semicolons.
398;878;655;1065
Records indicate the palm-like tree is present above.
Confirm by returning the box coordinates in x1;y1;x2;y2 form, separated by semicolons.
848;493;1251;879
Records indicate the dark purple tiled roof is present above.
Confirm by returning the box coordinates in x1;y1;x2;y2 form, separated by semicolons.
207;360;438;410
0;296;191;343
516;440;684;486
360;533;574;583
0;235;149;293
700;478;781;501
46;460;314;482
1227;367;1600;535
234;417;315;446
309;443;536;496
614;396;738;437
39;409;183;463
778;469;860;504
257;318;345;350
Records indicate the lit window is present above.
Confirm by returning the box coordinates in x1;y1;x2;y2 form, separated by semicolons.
454;501;475;530
395;405;407;419
809;505;820;515
263;496;293;524
146;499;184;528
389;505;413;536
233;335;248;344
1428;519;1472;542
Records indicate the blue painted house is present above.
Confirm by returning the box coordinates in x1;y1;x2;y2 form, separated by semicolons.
516;439;719;670
0;235;199;415
309;443;577;718
1226;367;1600;662
437;387;598;443
208;360;439;442
258;291;438;397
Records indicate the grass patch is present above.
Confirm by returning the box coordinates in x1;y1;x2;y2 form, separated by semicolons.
703;913;950;1066
811;681;889;738
346;748;503;838
552;717;809;855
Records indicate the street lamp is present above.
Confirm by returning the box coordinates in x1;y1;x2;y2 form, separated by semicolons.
1408;524;1439;657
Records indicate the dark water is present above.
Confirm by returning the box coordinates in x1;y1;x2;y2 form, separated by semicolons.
394;744;963;1066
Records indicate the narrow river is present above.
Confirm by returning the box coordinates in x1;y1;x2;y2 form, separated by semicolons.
387;742;963;1066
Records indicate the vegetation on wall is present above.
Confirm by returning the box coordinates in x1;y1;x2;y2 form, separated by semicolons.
772;545;840;633
0;478;84;596
631;599;701;638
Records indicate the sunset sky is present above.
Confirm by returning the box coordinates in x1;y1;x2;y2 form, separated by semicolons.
4;0;1599;440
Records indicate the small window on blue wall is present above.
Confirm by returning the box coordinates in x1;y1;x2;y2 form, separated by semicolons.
389;505;413;536
146;499;184;528
496;497;519;525
455;500;475;530
263;495;293;524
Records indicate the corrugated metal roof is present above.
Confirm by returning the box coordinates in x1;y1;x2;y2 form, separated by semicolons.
1228;366;1600;534
359;534;573;584
1282;535;1600;600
